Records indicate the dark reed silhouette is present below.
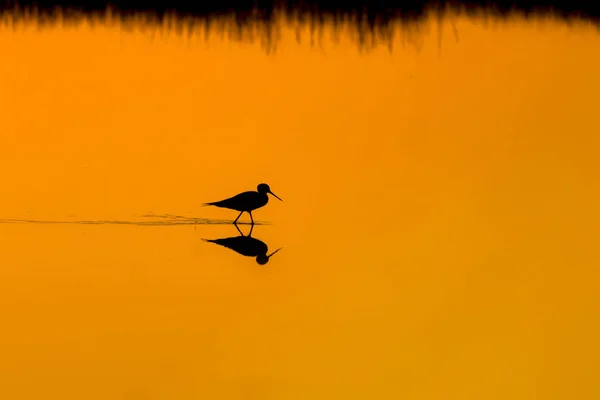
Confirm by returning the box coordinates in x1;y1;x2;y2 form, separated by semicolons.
202;183;282;225
202;223;282;265
1;1;598;38
2;0;599;22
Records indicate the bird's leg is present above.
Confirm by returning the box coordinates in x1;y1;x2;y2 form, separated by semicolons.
249;211;255;225
248;223;254;237
233;211;243;224
233;222;244;237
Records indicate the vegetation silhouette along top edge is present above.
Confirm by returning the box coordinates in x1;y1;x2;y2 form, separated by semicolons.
2;0;600;25
2;1;597;53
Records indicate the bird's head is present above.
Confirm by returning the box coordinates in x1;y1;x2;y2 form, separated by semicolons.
255;247;283;265
257;183;282;201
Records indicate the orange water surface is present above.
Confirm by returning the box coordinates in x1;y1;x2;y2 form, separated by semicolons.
0;11;599;400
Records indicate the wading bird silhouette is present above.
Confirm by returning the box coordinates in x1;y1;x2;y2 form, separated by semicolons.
202;183;282;224
202;223;282;265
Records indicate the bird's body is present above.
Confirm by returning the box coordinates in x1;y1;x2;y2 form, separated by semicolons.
203;183;282;224
204;191;269;212
203;236;268;258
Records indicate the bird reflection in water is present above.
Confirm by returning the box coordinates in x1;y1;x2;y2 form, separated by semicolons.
202;223;282;265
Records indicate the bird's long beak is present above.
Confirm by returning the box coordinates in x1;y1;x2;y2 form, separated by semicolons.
269;191;283;202
267;248;283;258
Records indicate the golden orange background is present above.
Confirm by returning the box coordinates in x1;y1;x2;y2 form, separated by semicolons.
0;11;599;399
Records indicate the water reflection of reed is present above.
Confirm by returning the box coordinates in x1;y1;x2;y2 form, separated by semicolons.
1;1;598;50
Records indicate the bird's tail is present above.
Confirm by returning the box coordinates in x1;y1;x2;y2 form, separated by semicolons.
201;202;214;207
